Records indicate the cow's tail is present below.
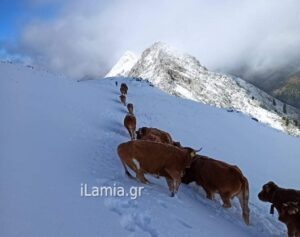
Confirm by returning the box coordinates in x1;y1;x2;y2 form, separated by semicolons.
238;176;250;225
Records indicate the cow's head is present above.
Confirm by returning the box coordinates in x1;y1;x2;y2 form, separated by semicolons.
182;147;202;168
135;127;147;140
258;181;279;203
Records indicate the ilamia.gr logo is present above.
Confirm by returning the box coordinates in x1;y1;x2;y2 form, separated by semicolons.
80;183;144;200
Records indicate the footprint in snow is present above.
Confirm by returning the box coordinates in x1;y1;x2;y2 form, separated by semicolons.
104;197;158;237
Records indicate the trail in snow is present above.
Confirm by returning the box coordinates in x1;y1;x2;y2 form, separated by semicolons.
1;62;299;236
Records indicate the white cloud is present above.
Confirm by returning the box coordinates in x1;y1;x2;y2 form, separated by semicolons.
12;0;300;80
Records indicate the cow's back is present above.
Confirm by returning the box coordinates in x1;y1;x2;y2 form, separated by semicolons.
118;140;185;173
193;156;243;192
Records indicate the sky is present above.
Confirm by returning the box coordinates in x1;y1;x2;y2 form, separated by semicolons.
1;0;300;83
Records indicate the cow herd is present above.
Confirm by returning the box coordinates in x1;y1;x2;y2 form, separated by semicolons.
114;81;300;236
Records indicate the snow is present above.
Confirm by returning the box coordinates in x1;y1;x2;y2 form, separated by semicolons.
106;51;138;78
1;62;300;237
105;42;300;136
174;84;197;100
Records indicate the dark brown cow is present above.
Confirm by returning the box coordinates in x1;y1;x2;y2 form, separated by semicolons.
136;127;173;145
120;83;128;95
119;95;126;106
278;202;300;237
182;155;250;225
124;114;136;140
127;103;134;115
258;181;300;236
117;140;198;196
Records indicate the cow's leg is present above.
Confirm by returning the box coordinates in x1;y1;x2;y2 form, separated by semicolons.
165;169;181;197
174;176;181;193
130;158;150;184
136;171;149;184
125;159;149;184
287;223;297;237
120;160;133;178
202;186;214;200
126;127;132;140
166;177;175;197
130;128;136;140
220;192;232;208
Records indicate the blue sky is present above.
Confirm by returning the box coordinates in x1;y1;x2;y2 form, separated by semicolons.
0;0;61;51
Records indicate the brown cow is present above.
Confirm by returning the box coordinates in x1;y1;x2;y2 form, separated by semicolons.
182;155;250;225
117;140;198;196
119;95;126;106
120;83;128;95
127;103;134;115
278;202;300;237
258;181;300;236
136;127;173;145
124;114;136;140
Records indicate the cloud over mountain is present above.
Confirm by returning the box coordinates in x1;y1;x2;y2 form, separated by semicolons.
6;0;300;79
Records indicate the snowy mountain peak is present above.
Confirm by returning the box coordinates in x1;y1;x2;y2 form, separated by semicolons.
129;42;207;86
106;43;300;136
105;51;138;78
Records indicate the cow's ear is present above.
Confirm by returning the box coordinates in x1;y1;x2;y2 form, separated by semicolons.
265;185;271;193
191;151;196;157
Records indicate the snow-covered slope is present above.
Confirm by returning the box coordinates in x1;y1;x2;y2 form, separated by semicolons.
106;42;300;136
106;51;138;78
1;62;300;237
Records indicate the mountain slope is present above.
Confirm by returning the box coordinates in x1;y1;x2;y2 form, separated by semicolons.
273;72;300;109
106;42;300;136
1;62;300;237
106;51;139;78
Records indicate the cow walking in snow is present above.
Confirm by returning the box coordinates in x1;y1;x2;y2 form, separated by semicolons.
120;83;128;95
182;155;250;225
258;181;300;236
117;140;199;196
119;95;126;106
124;114;136;140
127;103;134;115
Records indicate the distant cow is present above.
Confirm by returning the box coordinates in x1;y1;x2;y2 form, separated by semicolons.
120;83;128;95
258;181;300;236
124;114;136;140
136;127;174;144
127;103;134;115
117;140;198;196
182;155;250;225
119;95;126;106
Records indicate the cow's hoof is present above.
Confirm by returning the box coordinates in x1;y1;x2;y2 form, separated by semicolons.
170;192;175;197
222;204;231;208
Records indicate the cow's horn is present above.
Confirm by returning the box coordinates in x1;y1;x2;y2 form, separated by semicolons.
195;147;203;152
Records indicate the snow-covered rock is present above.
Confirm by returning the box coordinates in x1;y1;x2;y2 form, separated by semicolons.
106;42;300;136
105;51;139;78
